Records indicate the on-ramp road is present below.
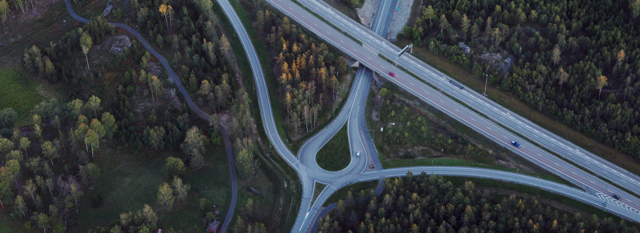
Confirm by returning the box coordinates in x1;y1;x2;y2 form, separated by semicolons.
299;0;640;204
218;0;639;232
263;0;640;222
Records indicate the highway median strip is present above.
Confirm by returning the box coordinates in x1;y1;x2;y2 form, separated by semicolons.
289;0;363;46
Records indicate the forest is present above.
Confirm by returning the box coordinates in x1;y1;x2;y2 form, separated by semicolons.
247;0;350;139
319;172;637;233
0;0;270;229
400;0;640;159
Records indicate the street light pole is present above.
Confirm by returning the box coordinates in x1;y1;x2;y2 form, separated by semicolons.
432;160;434;175
483;74;488;96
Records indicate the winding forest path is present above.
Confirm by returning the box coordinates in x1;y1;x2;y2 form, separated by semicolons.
64;1;239;231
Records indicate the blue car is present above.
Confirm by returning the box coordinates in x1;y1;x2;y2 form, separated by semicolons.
511;141;520;147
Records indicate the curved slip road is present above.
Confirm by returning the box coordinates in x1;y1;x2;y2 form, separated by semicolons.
263;0;640;221
152;0;640;232
64;1;239;231
299;0;640;201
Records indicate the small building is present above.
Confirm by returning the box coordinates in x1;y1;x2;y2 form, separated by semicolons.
207;220;220;233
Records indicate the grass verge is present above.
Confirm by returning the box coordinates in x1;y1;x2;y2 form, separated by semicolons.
392;39;640;178
290;0;363;45
371;83;576;188
316;123;350;171
381;157;573;187
312;182;327;206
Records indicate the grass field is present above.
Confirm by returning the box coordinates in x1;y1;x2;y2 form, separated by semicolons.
316;123;351;171
72;143;230;232
0;67;46;126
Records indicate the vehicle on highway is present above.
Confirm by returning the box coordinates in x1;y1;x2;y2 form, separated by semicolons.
448;80;465;89
356;152;360;157
613;194;621;200
511;141;520;147
388;72;395;77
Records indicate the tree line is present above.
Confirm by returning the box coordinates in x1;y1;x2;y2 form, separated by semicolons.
251;0;349;138
401;0;640;160
320;172;637;233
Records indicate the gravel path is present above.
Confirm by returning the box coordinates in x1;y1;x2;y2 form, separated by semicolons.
385;0;413;41
356;0;379;28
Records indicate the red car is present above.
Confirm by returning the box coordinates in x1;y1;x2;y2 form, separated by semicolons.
389;72;395;77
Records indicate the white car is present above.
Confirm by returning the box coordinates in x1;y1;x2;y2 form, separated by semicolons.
356;152;360;157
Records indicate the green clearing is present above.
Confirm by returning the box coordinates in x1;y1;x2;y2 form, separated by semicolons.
0;68;45;125
369;83;574;187
72;144;230;232
316;123;351;171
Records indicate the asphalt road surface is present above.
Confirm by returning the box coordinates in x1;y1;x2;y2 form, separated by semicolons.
64;1;240;231
263;0;640;226
67;0;640;232
299;0;640;203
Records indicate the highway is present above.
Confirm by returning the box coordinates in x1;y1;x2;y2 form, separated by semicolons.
68;0;640;232
297;0;640;200
261;0;640;225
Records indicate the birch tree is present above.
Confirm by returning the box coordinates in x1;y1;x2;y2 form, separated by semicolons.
42;141;58;165
14;195;26;217
80;32;93;71
172;176;189;203
157;183;174;211
23;179;36;201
